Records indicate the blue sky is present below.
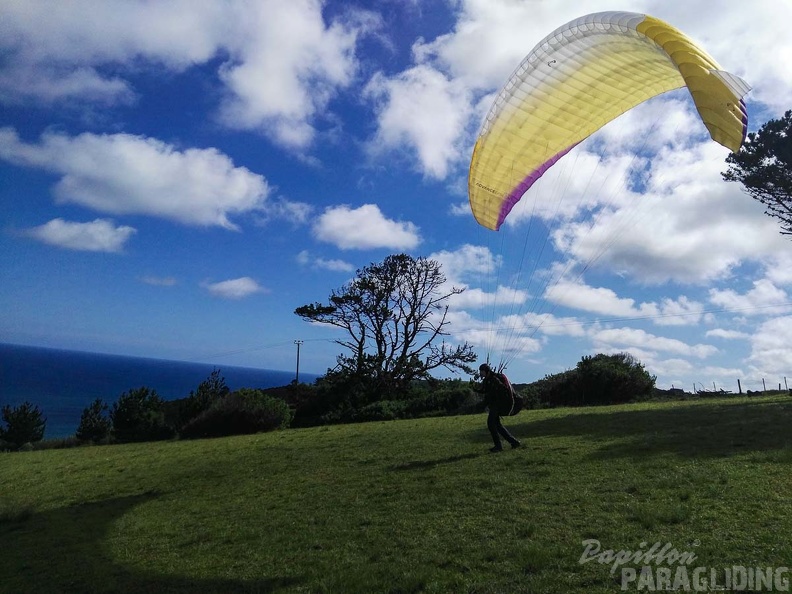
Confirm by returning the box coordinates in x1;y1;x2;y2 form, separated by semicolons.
1;0;791;392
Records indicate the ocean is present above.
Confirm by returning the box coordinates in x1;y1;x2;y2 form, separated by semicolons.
0;343;319;439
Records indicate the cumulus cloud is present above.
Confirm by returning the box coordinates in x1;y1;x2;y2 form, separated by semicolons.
592;327;718;359
364;65;472;179
709;280;791;316
218;4;379;149
449;286;529;310
0;0;379;149
24;218;135;252
429;244;530;310
0;1;230;104
762;252;792;287
543;280;707;326
430;244;500;282
706;328;750;340
312;204;420;250
203;277;267;299
0;128;275;229
501;311;588;338
550;141;790;285
296;250;354;273
546;281;658;318
747;316;792;378
444;310;543;355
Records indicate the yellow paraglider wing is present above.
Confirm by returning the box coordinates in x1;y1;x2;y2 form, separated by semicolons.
468;12;750;231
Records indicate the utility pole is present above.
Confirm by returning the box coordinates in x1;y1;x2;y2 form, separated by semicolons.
294;340;303;384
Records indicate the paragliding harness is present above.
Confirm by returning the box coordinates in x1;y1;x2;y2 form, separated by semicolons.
498;372;523;416
488;370;523;417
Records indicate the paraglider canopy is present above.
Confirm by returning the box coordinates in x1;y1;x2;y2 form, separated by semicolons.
468;11;751;231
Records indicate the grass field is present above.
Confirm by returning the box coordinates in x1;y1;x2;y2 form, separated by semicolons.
2;395;792;593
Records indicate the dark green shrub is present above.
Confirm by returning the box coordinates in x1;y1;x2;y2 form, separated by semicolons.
347;400;410;422
165;369;232;431
530;369;576;407
406;381;481;417
76;398;112;443
180;388;293;439
518;384;544;410
31;436;83;450
110;387;172;442
290;368;378;426
529;353;655;407
573;353;655;405
0;402;46;448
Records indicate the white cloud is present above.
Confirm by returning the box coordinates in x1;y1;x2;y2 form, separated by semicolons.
0;1;229;103
430;244;500;282
24;218;135;252
653;296;708;327
0;0;379;149
0;128;272;229
0;66;135;105
747;316;792;380
706;328;750;340
218;3;379;149
445;310;544;356
449;286;529;310
544;279;710;327
203;277;267;299
763;252;792;287
313;204;420;250
256;199;314;227
552;141;789;285
365;65;472;179
709;280;791;316
546;281;657;318
296;250;354;273
592;327;718;359
501;312;588;338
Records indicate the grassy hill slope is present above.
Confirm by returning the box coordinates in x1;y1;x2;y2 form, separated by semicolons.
2;395;791;593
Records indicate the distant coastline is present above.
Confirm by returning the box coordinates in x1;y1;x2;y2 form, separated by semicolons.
0;343;320;438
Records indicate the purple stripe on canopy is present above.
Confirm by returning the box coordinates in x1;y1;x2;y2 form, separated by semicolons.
495;142;580;230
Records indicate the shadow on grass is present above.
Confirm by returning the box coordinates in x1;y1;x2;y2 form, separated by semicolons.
390;452;482;471
495;399;792;460
0;491;301;594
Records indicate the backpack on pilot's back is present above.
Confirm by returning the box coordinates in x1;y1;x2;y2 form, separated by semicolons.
495;372;524;416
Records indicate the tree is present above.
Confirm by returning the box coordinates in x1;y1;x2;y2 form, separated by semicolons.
530;353;655;406
180;388;293;439
76;398;112;443
110;386;171;442
0;402;46;448
723;110;792;236
295;254;476;398
183;368;230;423
574;353;656;405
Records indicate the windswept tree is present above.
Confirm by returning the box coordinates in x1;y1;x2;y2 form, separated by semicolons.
723;110;792;236
295;254;476;397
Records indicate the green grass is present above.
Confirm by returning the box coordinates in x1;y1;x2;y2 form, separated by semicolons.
2;395;792;593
